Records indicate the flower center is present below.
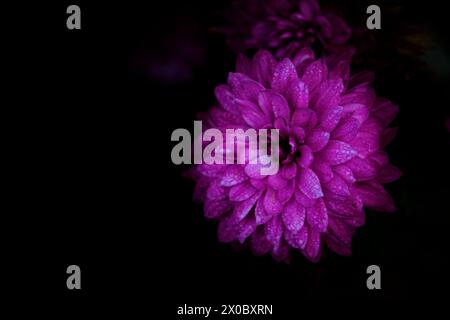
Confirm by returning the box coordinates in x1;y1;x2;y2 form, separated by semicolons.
280;136;301;164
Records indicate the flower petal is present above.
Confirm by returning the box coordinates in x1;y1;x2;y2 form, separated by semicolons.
264;187;284;214
278;179;295;203
230;191;262;223
271;58;298;94
285;225;308;250
229;181;257;202
228;72;264;103
320;140;356;165
306;199;328;232
268;172;288;190
266;215;284;248
286;79;309;109
355;181;396;212
220;166;248;186
303;227;321;262
204;199;232;219
215;85;239;114
298;167;323;199
298;145;314;168
282;198;306;233
207;179;228;200
306;129;330;152
323;174;350;196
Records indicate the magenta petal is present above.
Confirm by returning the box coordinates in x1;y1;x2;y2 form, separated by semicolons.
292;47;315;69
271;240;290;262
266;215;284;248
207;179;228;200
346;157;378;181
378;164;402;184
250;177;267;190
260;90;290;120
298;167;324;199
331;117;360;142
306;199;328;232
299;0;320;20
217;216;238;243
252;50;277;87
264;187;284;214
327;217;353;246
282;198;306;232
197;164;225;177
220;166;248;186
250;226;272;255
286;79;309;109
303;227;321;262
271;58;298;94
324;174;350;196
244;163;266;179
281;162;297;180
238;216;257;243
333;164;355;184
292;107;312;126
255;195;273;225
320;140;356;165
351;131;379;157
326;14;352;44
230;191;261;223
302;60;327;91
228;72;264;103
314;79;344;111
349;70;374;88
241;106;269;128
341;103;369;124
284;226;308;250
325;193;363;217
371;98;399;126
215;85;239;115
317;15;332;38
319;105;343;132
311;162;333;183
278;179;295;203
380;127;398;147
204;199;232;219
268;172;288;190
298;145;314;168
229;181;257;202
295;189;316;207
193;176;209;201
306;129;330;152
355;181;396;212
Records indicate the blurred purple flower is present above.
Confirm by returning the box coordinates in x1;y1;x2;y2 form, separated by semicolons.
223;0;351;58
190;49;401;262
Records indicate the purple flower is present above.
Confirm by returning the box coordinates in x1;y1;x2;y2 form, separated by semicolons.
191;49;400;262
224;0;351;58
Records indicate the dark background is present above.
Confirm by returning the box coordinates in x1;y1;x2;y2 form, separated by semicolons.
12;0;450;315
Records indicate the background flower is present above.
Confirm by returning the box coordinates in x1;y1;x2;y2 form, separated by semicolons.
190;49;400;262
221;0;352;58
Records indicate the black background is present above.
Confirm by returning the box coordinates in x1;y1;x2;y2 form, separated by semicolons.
11;0;450;316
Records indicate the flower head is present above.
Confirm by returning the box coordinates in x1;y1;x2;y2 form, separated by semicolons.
224;0;351;58
191;49;400;262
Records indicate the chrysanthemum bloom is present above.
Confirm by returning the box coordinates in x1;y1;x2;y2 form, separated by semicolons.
190;49;400;262
223;0;351;58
